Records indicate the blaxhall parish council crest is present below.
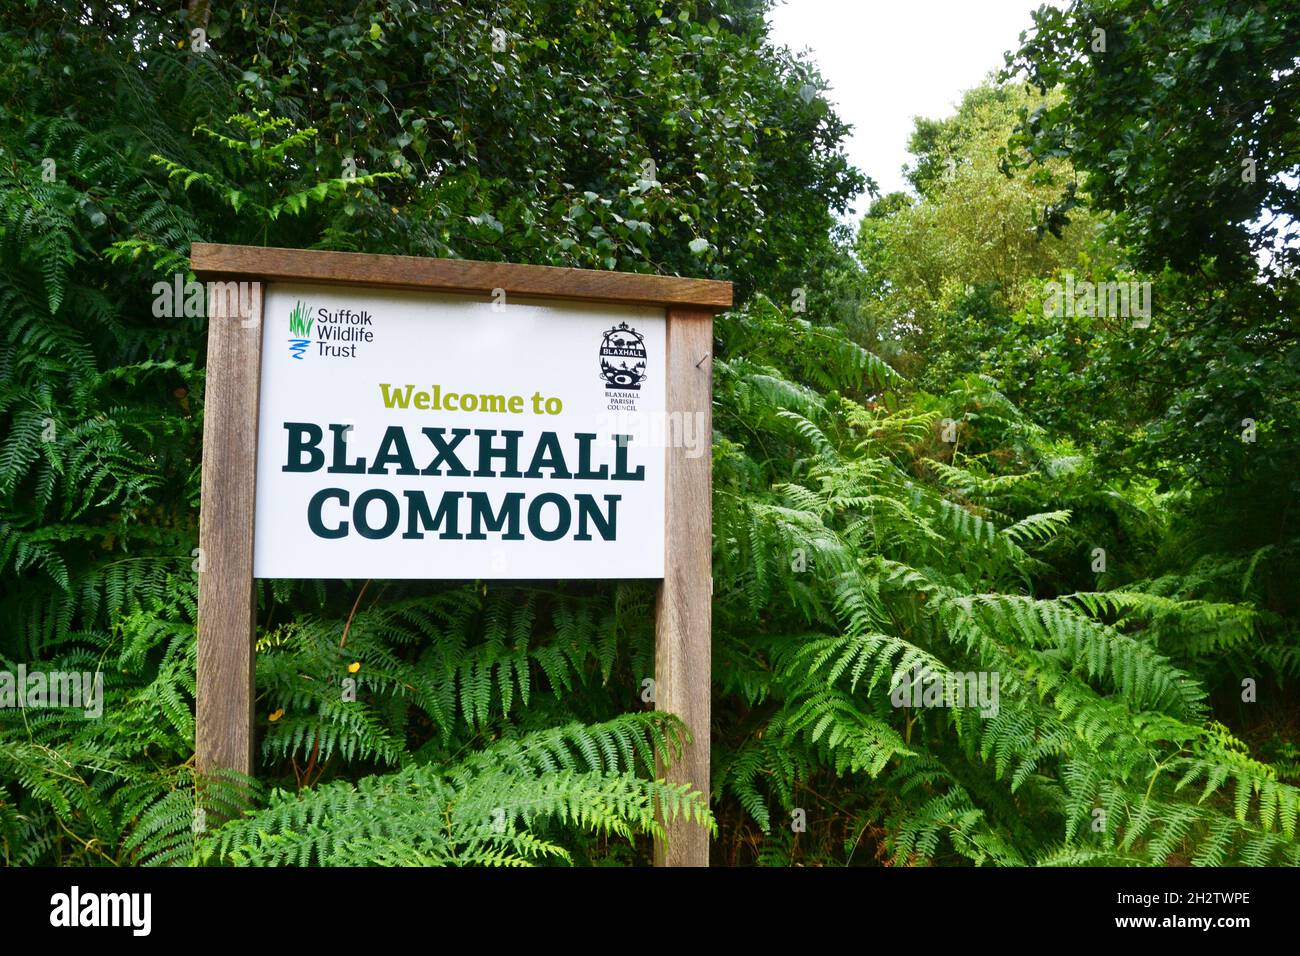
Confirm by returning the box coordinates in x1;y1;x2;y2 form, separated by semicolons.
599;321;647;390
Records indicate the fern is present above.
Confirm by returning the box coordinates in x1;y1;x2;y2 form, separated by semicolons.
204;714;712;866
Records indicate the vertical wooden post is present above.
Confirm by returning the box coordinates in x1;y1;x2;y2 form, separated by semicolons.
654;306;714;867
196;281;264;776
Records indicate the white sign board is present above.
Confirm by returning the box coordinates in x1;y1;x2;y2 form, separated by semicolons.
253;282;666;579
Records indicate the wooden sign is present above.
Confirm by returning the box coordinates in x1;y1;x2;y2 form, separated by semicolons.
190;243;730;867
255;284;668;579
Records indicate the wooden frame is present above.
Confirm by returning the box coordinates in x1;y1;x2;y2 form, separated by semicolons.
192;243;730;867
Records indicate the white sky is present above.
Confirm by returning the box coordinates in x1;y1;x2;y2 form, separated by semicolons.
766;0;1057;213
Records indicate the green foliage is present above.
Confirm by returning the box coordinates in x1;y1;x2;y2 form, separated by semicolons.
0;0;1294;869
855;83;1102;390
205;713;710;866
1003;0;1300;540
1005;0;1299;282
710;303;1299;864
0;0;841;867
150;110;399;239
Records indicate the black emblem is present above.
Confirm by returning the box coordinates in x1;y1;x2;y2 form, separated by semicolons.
599;322;647;390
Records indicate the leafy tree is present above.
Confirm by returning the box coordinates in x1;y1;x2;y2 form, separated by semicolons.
855;82;1101;392
1006;0;1298;282
1003;0;1300;538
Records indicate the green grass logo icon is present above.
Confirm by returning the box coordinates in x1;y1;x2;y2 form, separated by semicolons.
288;301;314;336
288;301;313;359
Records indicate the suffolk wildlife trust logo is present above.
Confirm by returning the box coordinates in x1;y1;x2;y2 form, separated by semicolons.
287;300;314;360
286;301;376;360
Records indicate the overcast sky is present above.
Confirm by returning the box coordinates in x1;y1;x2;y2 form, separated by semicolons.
766;0;1057;214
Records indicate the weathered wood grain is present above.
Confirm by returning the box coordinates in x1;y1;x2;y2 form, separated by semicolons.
192;243;733;309
195;281;263;777
654;306;714;867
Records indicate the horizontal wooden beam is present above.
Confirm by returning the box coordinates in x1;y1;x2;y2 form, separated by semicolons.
191;243;732;310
